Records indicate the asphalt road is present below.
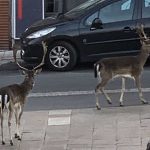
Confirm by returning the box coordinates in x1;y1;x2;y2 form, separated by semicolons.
0;63;150;111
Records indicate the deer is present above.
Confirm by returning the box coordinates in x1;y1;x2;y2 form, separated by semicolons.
0;41;47;145
147;142;150;150
94;25;150;110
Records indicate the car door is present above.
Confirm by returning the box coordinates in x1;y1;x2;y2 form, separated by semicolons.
79;0;139;62
139;0;150;36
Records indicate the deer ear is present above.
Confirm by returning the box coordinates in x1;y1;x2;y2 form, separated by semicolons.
34;68;42;75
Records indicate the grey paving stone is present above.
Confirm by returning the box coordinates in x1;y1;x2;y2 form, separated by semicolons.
93;139;116;146
69;126;93;139
22;129;45;141
45;125;70;141
117;137;141;146
69;138;92;145
117;145;141;150
19;140;42;150
92;145;116;150
93;128;116;140
67;144;92;150
141;119;150;127
117;127;140;139
42;140;67;150
117;120;140;128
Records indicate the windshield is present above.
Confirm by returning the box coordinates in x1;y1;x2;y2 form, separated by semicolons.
65;0;103;18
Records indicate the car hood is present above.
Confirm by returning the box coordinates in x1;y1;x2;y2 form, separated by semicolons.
21;16;72;37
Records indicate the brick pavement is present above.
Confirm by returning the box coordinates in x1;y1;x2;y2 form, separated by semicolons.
0;106;150;150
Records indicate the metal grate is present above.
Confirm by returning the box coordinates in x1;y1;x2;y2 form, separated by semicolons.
0;0;10;50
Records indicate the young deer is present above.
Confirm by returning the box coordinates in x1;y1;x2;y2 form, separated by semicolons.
94;25;150;110
0;41;47;145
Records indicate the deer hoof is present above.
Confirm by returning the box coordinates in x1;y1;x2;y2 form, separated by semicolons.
2;141;5;145
18;137;21;141
96;105;101;110
15;133;18;138
10;140;13;146
107;100;112;104
120;102;124;107
142;101;148;104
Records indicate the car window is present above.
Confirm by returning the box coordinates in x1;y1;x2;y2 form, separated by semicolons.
99;0;135;23
85;11;99;26
142;0;150;18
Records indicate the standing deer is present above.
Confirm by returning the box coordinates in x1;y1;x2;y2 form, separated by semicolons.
94;25;150;110
0;41;47;145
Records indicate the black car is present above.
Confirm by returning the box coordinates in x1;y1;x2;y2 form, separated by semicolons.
20;0;150;71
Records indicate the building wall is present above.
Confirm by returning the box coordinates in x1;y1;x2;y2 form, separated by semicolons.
0;0;10;50
64;0;87;12
14;0;43;38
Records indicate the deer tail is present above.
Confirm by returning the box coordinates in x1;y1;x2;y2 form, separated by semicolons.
94;63;100;78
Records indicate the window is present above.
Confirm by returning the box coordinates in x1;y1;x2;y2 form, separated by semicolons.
85;11;98;26
99;0;134;23
142;0;150;18
45;0;63;17
45;0;55;13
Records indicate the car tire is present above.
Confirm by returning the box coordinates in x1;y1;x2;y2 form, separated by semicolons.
46;41;77;71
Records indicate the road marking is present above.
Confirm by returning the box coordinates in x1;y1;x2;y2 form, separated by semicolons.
48;117;70;126
29;87;150;98
48;110;71;126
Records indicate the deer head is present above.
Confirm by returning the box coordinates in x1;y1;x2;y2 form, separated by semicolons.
137;24;150;44
136;24;150;55
13;41;47;89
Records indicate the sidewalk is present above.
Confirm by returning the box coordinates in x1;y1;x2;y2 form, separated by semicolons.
0;50;15;65
0;50;24;71
0;106;150;150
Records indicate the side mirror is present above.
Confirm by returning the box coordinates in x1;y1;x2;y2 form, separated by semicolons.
91;18;103;30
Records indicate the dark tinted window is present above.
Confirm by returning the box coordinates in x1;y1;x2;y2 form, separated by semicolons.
45;0;62;17
85;11;99;26
142;0;150;18
99;0;135;23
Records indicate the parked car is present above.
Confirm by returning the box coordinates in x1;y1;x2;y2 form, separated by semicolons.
20;0;150;71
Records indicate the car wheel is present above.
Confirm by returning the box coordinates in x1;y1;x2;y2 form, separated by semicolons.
46;41;77;71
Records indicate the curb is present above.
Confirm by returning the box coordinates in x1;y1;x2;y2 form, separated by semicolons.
0;50;21;62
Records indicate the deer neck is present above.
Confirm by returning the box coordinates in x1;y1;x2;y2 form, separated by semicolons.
138;49;149;67
20;78;34;96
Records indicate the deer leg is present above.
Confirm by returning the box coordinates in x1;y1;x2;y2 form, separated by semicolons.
0;109;5;145
134;76;148;104
14;105;20;139
8;110;13;145
95;77;111;110
14;104;22;140
119;78;126;106
95;91;101;110
14;108;19;139
102;88;112;104
17;106;23;141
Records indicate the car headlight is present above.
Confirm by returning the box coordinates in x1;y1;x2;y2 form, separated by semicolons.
27;27;56;39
